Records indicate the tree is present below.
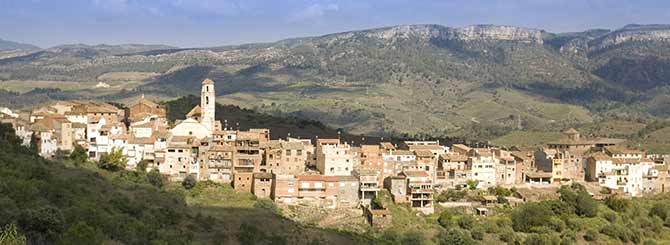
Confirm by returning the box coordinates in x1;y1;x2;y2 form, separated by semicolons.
605;196;630;213
511;202;554;232
29;132;38;153
136;160;150;172
372;194;385;209
69;145;88;166
182;175;197;190
20;207;64;241
98;147;128;171
147;169;164;189
466;180;479;190
438;209;456;228
60;221;103;245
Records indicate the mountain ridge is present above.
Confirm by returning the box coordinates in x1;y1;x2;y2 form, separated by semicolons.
2;23;670;139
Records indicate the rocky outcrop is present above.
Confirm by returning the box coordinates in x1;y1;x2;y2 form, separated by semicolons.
445;25;544;44
363;25;545;44
594;24;670;49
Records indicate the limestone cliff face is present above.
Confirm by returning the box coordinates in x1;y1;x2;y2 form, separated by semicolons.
362;24;544;44
595;25;670;49
445;25;544;44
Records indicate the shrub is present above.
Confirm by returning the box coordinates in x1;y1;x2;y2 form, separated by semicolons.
470;225;485;241
439;228;475;245
457;215;475;230
147;169;164;189
98;147;128;171
605;196;630;213
60;221;103;245
600;223;631;242
583;229;598;241
549;217;566;232
525;233;560;245
438;209;456;228
136;160;150;172
401;231;427;245
603;211;618;223
649;203;669;220
511;202;554;232
499;229;519;244
466;180;479;190
69;145;88;166
437;189;466;202
20;207;65;241
182;175;197;190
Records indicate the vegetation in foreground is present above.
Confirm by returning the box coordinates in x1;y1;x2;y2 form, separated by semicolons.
3;120;670;244
0;123;366;244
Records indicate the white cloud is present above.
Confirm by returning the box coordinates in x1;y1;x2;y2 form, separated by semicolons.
292;3;339;21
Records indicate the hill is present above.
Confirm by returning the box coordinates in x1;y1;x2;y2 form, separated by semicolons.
0;38;39;51
2;24;670;141
0;123;369;244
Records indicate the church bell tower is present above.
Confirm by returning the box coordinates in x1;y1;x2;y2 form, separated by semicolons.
201;78;216;132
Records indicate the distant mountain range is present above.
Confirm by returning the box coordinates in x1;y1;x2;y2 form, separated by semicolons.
2;24;670;140
0;38;40;51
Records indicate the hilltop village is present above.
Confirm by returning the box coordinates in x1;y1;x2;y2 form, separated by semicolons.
2;79;669;217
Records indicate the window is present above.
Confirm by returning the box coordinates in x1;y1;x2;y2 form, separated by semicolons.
206;96;209;105
297;150;303;156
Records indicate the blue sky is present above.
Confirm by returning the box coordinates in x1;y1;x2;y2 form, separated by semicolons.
1;0;669;48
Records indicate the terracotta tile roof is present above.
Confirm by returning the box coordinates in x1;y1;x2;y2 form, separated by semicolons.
414;150;435;158
202;78;215;85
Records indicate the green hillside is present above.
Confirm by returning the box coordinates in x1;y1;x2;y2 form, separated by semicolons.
3;24;670;141
0;123;368;244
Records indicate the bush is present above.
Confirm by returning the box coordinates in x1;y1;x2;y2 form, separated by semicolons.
457;215;475;230
511;202;554;232
499;229;519;244
600;223;632;242
20;207;65;241
470;225;485;241
147;169;164;189
603;211;618;223
583;229;598;241
401;231;427;245
439;228;475;245
525;233;560;245
649;203;670;220
182;175;197;190
438;209;456;228
98;147;128;171
557;184;597;217
605;196;630;213
69;145;88;166
466;180;479;190
60;221;103;245
437;189;466;202
136;160;150;172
